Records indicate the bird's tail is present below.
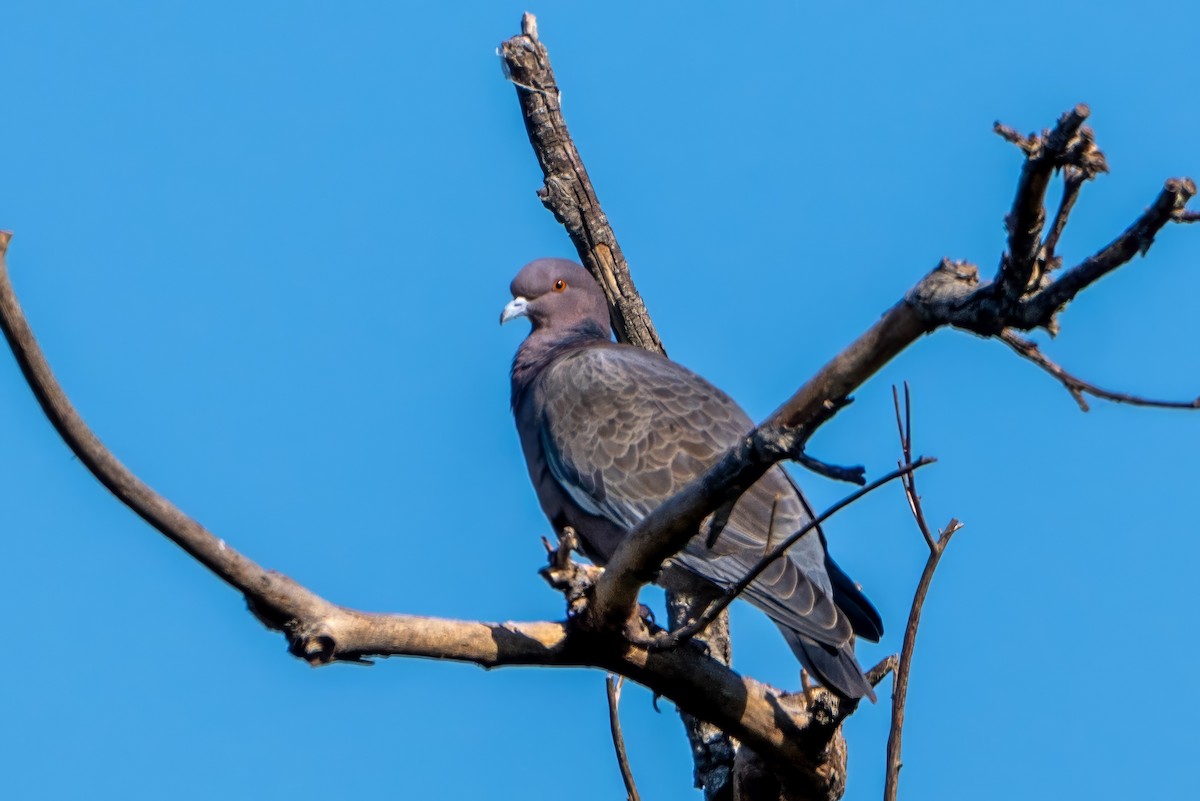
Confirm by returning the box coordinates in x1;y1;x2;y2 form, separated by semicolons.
778;627;877;703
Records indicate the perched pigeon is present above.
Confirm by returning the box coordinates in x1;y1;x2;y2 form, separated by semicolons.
503;258;882;700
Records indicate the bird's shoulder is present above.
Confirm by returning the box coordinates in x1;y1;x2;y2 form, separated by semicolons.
539;342;743;417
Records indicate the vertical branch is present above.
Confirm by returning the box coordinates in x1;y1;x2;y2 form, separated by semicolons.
882;520;961;801
883;385;962;801
500;13;663;354
606;675;642;801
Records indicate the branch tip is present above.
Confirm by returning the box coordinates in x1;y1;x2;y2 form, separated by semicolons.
521;12;538;40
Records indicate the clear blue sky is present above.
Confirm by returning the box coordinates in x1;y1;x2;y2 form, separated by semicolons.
2;3;1197;799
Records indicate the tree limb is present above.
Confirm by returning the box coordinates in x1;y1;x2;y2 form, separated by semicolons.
500;12;663;355
882;384;963;801
606;675;642;801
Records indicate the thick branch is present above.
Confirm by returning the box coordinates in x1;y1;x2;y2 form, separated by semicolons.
996;103;1091;302
500;14;663;355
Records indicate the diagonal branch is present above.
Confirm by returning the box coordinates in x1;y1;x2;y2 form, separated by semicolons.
1000;330;1200;412
500;12;663;355
1021;178;1197;324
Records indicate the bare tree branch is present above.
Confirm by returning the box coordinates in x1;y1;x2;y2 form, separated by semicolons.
883;519;961;801
1021;177;1197;325
892;383;936;552
500;12;663;355
996;104;1092;303
606;675;642;801
1000;330;1200;412
883;387;963;801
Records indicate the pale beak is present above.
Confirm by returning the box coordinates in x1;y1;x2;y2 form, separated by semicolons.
500;296;530;325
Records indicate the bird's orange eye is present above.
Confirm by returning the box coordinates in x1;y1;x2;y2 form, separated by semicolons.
553;279;567;292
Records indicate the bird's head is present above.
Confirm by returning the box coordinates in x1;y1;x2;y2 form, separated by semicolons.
500;258;611;336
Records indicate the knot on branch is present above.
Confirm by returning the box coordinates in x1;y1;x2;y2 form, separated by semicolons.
733;690;849;801
904;258;983;327
285;623;338;665
539;528;605;620
538;176;585;234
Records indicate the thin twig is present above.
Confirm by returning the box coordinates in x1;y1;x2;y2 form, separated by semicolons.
606;675;641;801
649;459;936;652
1000;330;1200;412
892;383;936;552
795;453;867;485
883;384;964;801
1042;168;1087;264
865;655;899;687
884;519;962;801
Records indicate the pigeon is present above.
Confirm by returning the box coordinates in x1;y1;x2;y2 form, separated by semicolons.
502;258;882;700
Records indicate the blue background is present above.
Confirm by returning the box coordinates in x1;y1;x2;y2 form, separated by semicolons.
2;3;1197;799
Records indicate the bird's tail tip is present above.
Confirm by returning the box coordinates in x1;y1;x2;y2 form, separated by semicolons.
780;627;876;702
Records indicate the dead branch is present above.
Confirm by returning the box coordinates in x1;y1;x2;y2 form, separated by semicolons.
1021;177;1196;326
1000;330;1200;411
997;104;1092;303
500;12;662;356
606;675;642;801
892;383;935;552
883;387;963;801
883;519;961;801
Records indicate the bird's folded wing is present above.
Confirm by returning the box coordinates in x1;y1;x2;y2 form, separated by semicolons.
537;345;855;650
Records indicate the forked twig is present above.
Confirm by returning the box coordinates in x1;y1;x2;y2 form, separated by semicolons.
884;385;963;801
606;675;641;801
892;383;935;551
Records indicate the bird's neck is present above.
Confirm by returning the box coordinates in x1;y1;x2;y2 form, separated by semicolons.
510;322;609;409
